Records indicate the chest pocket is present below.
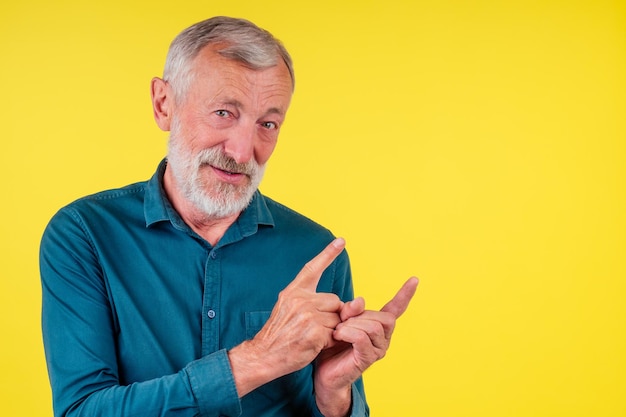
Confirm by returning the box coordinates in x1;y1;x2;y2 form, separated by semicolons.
245;311;271;340
241;311;313;415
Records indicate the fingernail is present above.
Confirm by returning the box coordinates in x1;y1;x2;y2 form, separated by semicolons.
332;238;346;248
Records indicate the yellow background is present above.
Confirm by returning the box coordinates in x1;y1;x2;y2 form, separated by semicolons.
2;0;625;415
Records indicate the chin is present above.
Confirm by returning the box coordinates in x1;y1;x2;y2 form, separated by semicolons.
191;186;256;219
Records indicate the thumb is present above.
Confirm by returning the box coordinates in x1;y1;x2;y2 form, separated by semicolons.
288;238;346;292
340;297;365;322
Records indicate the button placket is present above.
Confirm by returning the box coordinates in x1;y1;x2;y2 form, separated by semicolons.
201;248;221;356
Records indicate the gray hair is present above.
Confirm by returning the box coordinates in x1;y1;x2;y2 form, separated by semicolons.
163;16;294;102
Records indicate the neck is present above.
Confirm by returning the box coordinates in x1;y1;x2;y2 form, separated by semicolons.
163;165;240;246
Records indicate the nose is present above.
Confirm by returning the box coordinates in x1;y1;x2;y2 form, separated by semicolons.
223;122;256;164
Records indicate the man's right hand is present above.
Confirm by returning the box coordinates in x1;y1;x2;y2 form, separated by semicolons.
227;238;347;397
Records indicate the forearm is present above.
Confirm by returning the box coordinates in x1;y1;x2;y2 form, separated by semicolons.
45;347;241;417
227;340;277;397
227;336;307;398
52;372;199;417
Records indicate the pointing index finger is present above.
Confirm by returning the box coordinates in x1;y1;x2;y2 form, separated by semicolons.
290;238;346;292
380;277;419;318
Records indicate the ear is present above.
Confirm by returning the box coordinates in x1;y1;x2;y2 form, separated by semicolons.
151;77;173;131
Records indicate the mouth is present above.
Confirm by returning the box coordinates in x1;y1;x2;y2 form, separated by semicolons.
208;164;250;184
212;164;248;176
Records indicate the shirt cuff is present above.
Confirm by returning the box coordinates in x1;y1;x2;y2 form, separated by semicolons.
349;383;368;416
311;382;368;417
185;349;242;417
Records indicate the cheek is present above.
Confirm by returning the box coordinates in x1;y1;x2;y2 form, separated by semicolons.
183;121;223;151
254;140;278;165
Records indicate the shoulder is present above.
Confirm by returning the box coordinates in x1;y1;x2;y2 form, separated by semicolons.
68;181;147;210
45;181;148;236
75;180;145;208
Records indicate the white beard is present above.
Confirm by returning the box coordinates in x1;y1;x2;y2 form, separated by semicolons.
167;121;265;220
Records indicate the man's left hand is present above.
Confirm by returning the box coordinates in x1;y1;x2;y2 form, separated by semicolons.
313;277;419;415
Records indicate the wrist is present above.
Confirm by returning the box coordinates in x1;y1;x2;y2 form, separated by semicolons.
315;383;352;417
228;339;277;397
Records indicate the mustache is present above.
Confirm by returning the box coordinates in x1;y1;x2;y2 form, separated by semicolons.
197;148;258;176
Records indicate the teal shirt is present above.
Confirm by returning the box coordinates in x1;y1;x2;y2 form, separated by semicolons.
40;160;368;417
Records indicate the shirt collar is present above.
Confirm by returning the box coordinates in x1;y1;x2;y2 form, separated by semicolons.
144;159;171;227
219;190;275;247
143;159;275;242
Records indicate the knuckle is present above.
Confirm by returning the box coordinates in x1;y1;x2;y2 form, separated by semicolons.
299;309;316;323
276;289;292;305
302;260;317;275
353;331;370;345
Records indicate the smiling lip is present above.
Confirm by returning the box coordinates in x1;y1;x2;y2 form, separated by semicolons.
210;165;249;184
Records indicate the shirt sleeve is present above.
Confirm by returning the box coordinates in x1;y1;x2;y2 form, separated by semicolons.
349;378;369;417
310;380;368;417
40;207;241;417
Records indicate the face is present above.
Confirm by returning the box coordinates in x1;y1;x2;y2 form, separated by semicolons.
162;45;293;219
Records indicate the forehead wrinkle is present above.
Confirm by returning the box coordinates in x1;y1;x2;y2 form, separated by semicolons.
256;83;292;117
241;66;291;112
203;81;250;110
214;85;290;118
192;58;291;116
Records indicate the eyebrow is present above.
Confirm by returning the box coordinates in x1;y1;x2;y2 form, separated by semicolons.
220;99;244;109
265;107;285;117
219;99;285;117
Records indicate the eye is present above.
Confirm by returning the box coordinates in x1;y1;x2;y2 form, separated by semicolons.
261;121;277;130
215;110;230;118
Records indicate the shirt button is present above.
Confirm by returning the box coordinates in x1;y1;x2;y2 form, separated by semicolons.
207;309;216;319
210;251;217;259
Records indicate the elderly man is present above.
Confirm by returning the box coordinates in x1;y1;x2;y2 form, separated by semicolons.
41;16;418;417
